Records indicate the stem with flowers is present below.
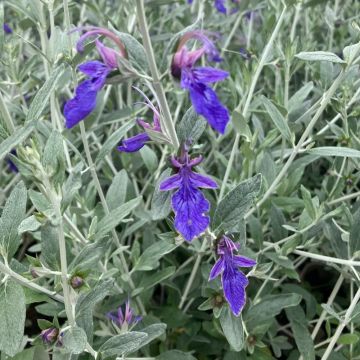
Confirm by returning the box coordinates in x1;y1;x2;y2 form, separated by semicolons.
135;0;180;151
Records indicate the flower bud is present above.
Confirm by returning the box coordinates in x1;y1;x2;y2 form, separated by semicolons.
70;275;84;289
41;327;59;344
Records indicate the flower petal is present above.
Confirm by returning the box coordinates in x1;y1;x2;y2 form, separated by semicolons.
232;255;257;268
117;132;150;153
214;0;227;13
222;266;248;316
159;174;182;191
190;172;218;189
96;40;118;69
209;257;225;280
64;79;99;128
187;81;230;134
78;60;110;80
172;184;211;242
192;67;229;83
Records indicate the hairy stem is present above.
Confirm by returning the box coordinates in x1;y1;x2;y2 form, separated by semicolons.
135;0;180;150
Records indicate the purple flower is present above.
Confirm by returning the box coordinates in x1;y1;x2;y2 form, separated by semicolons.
3;23;12;34
209;236;256;316
159;148;217;241
239;47;251;60
41;327;59;344
118;90;162;153
171;31;230;134
107;301;142;332
6;149;18;173
64;27;126;128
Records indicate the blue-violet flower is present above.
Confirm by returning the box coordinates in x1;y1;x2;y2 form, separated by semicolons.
160;148;217;241
118;91;162;152
171;31;230;134
209;236;256;316
6;149;18;173
41;327;59;344
107;300;142;332
64;27;126;129
3;23;12;34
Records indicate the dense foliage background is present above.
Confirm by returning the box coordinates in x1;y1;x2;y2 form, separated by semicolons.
1;0;360;359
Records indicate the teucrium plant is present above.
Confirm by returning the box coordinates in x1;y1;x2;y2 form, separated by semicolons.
1;1;360;359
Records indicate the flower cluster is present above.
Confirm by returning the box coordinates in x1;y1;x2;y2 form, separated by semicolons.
160;147;217;241
64;27;126;128
209;236;256;316
188;0;240;15
107;300;142;333
171;31;230;134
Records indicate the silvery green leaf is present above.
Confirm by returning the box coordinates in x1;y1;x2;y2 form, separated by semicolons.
288;82;314;113
0;280;26;357
106;169;128;211
99;332;148;359
133;237;178;271
343;43;360;64
156;350;197;360
321;304;341;321
307;146;360;158
232;111;252;141
61;164;82;211
350;208;360;255
62;326;88;355
75;279;114;342
244;293;302;332
214;174;262;232
18;215;41;234
94;197;142;241
151;169;172;221
177;107;206;143
138;323;167;348
261;96;293;144
140;145;159;172
219;307;244;352
286;306;315;360
40;222;60;269
295;51;346;63
0;181;27;260
25;65;66;123
95;121;134;164
0;122;35;162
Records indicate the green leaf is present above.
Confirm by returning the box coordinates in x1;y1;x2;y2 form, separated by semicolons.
151;169;172;220
0;280;26;357
140;145;159;172
138;323;167;347
18;215;41;234
133;237;178;271
286;306;315;360
156;350;197;360
245;293;302;332
42;130;65;186
99;332;148;359
75;279;113;341
343;43;360;64
261;96;293;144
95;121;134;163
132;266;176;296
106;169;128;211
0;181;27;260
0;121;35;161
40;223;60;269
300;185;316;220
219;307;244;352
350;208;360;256
288;82;314;113
232;111;252;141
214;174;262;231
25;65;66;123
337;334;359;345
295;51;346;63
0;4;4;54
62;326;88;355
61;165;82;211
177;107;207;143
94;197;142;241
307;146;360;158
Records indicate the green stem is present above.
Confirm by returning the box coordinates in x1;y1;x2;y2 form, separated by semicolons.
245;69;346;219
0;91;15;133
179;238;209;310
79;122;146;314
0;261;64;303
135;0;179;150
218;6;287;201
